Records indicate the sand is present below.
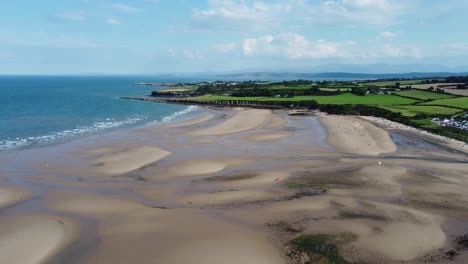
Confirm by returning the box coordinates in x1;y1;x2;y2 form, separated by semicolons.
319;114;397;155
91;146;171;174
0;215;78;264
247;132;291;141
184;190;275;206
0;186;31;209
47;192;286;264
162;159;251;179
361;115;468;154
3;107;468;264
162;113;215;128
263;114;288;129
190;109;271;136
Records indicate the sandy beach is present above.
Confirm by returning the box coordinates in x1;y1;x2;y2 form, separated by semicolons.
1;107;468;264
319;114;397;155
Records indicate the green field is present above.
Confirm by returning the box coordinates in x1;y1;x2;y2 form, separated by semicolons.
362;79;424;87
267;84;311;90
394;90;454;100
380;105;462;117
194;93;418;106
421;97;468;109
160;85;198;92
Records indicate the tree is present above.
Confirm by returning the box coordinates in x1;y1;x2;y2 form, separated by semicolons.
351;87;367;96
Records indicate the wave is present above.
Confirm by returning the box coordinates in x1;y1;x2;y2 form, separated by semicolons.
0;105;200;151
0;116;146;151
147;105;199;126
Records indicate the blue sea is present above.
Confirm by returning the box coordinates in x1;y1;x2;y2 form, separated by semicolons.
0;75;203;151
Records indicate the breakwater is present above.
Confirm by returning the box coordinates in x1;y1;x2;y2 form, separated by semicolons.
120;97;285;109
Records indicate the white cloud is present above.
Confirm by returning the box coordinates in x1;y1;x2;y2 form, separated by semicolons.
0;53;11;60
106;18;121;25
183;49;205;60
55;11;87;22
443;43;468;55
167;48;177;56
378;31;398;40
189;0;410;32
241;33;354;59
0;32;101;49
190;0;290;31
109;3;143;13
213;42;238;53
307;0;408;26
364;44;422;59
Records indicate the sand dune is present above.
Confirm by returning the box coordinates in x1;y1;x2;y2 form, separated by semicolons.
0;186;31;208
92;146;171;174
0;215;78;264
162;113;215;128
319;115;396;155
190;109;271;136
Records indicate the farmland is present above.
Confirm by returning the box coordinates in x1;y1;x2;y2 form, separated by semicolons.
379;105;463;117
148;77;468;142
194;93;419;106
421;97;468;110
393;90;454;100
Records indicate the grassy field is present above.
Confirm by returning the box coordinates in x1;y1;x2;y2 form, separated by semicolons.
267;84;311;90
194;93;419;106
362;79;425;87
160;85;198;92
393;90;454;100
421;97;468;110
380;105;463;117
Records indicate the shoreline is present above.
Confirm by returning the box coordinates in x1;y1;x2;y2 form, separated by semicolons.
0;106;467;264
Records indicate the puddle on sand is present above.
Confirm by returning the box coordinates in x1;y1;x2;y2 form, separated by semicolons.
390;132;446;152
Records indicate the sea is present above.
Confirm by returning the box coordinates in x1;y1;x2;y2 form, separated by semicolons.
0;75;207;151
0;75;362;152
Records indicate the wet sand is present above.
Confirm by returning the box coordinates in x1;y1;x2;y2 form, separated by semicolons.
0;107;467;264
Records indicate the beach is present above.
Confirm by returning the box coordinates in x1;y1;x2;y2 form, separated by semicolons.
1;107;468;264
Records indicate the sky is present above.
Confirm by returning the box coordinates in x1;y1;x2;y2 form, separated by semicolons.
1;0;468;74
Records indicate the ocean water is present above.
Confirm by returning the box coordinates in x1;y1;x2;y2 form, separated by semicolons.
0;75;200;151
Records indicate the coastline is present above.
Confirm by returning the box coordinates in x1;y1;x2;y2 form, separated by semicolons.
0;106;467;263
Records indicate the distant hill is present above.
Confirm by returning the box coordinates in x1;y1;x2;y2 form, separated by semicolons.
216;72;468;80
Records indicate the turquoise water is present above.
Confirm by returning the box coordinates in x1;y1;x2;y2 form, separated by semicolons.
0;76;200;150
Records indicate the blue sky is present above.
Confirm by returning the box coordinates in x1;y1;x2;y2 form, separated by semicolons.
1;0;468;74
